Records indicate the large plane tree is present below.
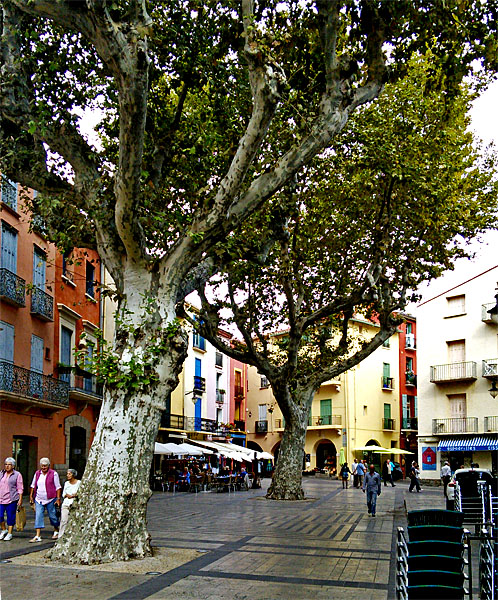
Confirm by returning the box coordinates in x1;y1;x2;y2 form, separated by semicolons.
0;0;497;563
187;55;498;499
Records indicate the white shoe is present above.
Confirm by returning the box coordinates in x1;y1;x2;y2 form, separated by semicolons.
52;531;59;539
3;533;12;541
0;530;7;540
29;536;42;543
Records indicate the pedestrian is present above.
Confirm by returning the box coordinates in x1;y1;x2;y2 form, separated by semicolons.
382;459;389;486
440;461;451;498
29;458;62;542
352;459;359;488
408;461;422;493
384;459;396;487
0;458;23;541
362;464;382;516
340;462;351;489
356;459;366;489
58;469;80;538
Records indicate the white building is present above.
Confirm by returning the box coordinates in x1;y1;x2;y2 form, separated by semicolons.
417;265;498;480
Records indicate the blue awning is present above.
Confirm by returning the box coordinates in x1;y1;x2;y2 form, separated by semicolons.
438;436;498;452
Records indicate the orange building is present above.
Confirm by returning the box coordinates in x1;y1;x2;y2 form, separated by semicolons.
1;177;101;483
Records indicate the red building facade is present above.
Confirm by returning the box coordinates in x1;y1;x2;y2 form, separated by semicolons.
398;315;418;459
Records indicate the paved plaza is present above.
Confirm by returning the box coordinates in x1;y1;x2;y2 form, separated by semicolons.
0;477;446;600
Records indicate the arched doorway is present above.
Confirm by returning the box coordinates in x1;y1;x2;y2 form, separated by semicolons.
316;441;336;471
247;441;263;452
361;439;381;471
69;426;87;477
272;442;281;464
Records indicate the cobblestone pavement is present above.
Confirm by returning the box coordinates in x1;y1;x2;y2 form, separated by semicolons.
0;477;446;600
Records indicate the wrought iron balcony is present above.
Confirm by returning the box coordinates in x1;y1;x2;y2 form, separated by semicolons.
0;361;69;407
160;412;186;430
308;415;342;427
0;268;26;307
255;420;268;433
405;334;416;349
430;361;477;384
381;376;395;390
30;286;53;321
382;418;395;430
405;372;417;387
70;373;103;401
193;375;206;392
482;358;498;379
401;417;418;430
484;416;498;433
432;417;478;435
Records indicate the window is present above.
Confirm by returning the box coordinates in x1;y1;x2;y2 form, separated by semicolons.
447;340;465;363
59;326;73;383
446;294;465;317
320;399;332;425
86;261;95;298
258;404;267;421
382;338;390;348
62;253;74;283
0;321;14;363
449;394;467;423
1;223;18;273
215;351;223;367
260;374;269;388
406;357;413;372
406;323;412;335
384;403;391;419
1;177;17;211
30;334;44;396
33;247;46;290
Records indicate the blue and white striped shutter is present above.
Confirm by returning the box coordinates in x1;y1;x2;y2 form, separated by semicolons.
0;321;15;362
1;225;17;273
31;335;44;373
33;249;46;290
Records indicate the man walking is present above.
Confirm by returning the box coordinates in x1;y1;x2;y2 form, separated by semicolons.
363;464;382;517
352;459;359;488
440;461;451;498
356;459;366;489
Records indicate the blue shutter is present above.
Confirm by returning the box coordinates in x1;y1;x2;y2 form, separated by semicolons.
84;343;94;392
33;249;46;290
402;394;408;420
60;326;72;383
30;335;44;397
195;358;202;377
0;321;14;362
1;178;17;210
1;225;17;273
414;395;418;417
195;397;202;430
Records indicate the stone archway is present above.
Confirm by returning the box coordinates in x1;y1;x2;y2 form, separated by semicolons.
271;442;281;464
315;440;337;471
64;414;91;476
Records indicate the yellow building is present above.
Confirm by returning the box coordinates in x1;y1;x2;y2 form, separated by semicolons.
245;318;401;471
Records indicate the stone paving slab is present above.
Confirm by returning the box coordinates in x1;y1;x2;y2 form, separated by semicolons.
0;478;449;600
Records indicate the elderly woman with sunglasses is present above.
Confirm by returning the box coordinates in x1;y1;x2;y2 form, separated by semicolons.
0;458;23;541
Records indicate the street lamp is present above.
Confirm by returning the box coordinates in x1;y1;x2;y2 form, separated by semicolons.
489;380;498;400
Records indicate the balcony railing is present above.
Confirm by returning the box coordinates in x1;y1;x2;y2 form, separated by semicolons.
255;420;268;433
215;390;225;403
432;417;478;435
71;374;103;399
430;361;477;383
193;375;206;392
402;417;418;430
233;419;245;431
382;417;395;430
405;334;416;349
308;415;342;427
234;384;244;398
0;361;69;407
160;413;186;430
484;416;498;433
30;286;53;321
381;376;395;390
482;303;497;324
0;268;26;307
186;416;217;433
483;359;498;379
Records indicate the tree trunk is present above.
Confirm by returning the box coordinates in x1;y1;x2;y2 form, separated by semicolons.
266;403;308;501
50;298;188;564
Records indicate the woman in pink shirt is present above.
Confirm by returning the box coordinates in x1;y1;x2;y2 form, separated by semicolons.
0;457;23;541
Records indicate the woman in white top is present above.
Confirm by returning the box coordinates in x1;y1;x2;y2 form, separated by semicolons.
58;469;80;538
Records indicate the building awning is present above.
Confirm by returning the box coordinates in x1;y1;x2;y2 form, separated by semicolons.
438;436;498;452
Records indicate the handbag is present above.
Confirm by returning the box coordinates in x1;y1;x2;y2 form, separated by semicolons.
15;505;27;531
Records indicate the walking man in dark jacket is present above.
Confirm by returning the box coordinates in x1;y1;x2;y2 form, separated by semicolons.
362;464;382;517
